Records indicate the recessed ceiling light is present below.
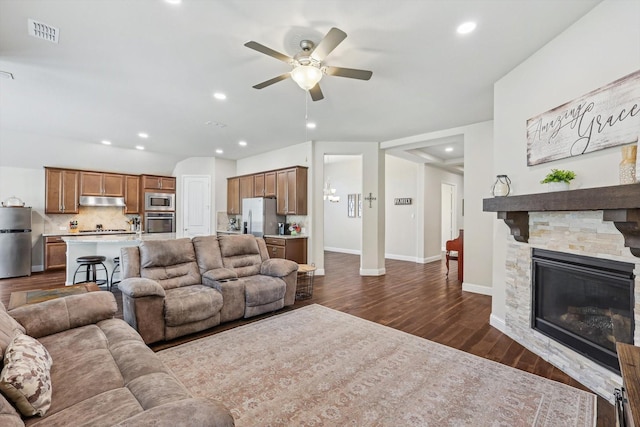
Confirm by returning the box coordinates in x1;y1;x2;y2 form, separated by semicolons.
213;92;227;100
165;0;182;4
238;141;247;147
215;149;223;154
457;21;477;35
306;122;317;129
445;147;454;152
135;145;145;150
138;132;149;139
101;140;112;145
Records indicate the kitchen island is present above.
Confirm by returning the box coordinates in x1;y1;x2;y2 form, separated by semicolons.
61;233;176;285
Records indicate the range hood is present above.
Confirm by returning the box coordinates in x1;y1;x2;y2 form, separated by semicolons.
79;196;126;207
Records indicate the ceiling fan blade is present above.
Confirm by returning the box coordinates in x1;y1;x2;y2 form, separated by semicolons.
310;27;347;61
324;66;373;80
253;73;291;89
244;41;293;63
309;83;324;101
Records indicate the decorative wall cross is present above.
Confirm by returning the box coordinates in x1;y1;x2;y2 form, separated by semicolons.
364;192;377;208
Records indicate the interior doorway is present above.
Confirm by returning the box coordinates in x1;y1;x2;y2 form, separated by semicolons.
323;155;362;272
441;182;456;250
182;175;211;237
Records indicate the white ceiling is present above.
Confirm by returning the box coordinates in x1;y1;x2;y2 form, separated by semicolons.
0;0;601;167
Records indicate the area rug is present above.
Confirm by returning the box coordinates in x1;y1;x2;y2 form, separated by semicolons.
158;304;596;426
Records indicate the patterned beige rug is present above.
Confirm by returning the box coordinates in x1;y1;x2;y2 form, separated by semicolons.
158;304;596;426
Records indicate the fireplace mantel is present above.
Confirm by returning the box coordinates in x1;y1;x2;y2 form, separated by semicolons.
483;183;640;257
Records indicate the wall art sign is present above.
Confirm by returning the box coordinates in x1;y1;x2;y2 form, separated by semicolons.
394;198;412;205
526;69;640;166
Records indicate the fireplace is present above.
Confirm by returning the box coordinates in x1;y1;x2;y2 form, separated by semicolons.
532;248;635;373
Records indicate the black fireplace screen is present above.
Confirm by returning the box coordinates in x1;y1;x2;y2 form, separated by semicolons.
532;249;634;373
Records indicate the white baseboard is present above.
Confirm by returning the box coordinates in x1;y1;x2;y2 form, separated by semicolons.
315;268;325;276
489;313;506;333
324;247;361;255
385;254;441;264
360;268;386;276
462;282;492;296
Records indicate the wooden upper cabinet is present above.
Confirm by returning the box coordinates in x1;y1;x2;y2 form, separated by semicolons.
254;173;265;197
276;167;307;215
239;175;254;200
45;168;79;214
124;175;140;214
264;171;276;197
227;177;240;215
142;175;175;191
80;172;124;197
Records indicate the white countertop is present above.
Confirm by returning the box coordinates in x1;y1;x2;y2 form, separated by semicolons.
43;231;137;237
263;234;308;240
62;233;176;243
216;230;307;239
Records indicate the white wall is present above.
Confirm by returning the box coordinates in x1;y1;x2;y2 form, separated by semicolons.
385;155;419;260
462;121;494;295
323;155;362;253
491;0;640;324
236;141;312;175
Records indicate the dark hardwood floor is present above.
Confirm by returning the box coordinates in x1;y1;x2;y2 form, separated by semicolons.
0;251;614;425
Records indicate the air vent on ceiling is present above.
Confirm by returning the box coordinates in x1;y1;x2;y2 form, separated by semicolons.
28;19;59;44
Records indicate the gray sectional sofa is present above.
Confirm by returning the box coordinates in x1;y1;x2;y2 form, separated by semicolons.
0;292;234;426
119;234;299;344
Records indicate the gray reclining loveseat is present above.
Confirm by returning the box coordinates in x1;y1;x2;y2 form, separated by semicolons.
119;234;298;344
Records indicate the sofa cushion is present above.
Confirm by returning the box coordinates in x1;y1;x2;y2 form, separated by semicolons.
202;268;237;283
242;276;286;307
0;306;25;358
192;235;224;274
139;239;195;268
219;235;262;277
0;333;53;417
164;286;223;326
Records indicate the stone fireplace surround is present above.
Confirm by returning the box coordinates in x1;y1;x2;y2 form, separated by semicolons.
484;184;640;402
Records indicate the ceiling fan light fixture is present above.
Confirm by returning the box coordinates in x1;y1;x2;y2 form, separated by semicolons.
291;65;322;90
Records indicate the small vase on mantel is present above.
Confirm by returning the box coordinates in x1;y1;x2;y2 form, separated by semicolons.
621;144;637;184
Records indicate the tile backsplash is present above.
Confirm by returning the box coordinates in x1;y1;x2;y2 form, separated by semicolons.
44;207;140;233
216;211;307;234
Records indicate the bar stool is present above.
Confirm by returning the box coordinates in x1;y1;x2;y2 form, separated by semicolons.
110;256;121;291
73;255;109;290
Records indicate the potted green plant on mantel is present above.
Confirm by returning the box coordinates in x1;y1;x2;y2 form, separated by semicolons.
540;169;576;192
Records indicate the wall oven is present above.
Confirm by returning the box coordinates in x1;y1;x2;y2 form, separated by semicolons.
145;212;175;233
144;192;175;211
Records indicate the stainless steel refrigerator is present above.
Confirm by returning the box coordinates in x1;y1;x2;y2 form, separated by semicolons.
242;198;282;237
0;207;32;278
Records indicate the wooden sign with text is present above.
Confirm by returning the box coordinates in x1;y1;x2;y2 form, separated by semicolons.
527;69;640;166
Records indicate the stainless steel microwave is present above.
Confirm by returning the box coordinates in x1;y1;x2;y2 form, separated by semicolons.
144;192;175;211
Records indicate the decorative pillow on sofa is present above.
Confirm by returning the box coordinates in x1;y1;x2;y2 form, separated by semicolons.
0;333;53;417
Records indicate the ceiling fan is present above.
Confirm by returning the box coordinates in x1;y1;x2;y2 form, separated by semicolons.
244;27;373;101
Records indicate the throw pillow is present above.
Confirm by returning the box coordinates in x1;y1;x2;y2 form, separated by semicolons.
0;333;53;417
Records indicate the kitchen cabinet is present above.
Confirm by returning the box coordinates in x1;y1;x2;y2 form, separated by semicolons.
264;171;276;197
124;175;140;214
254;173;265;197
264;237;307;264
44;236;66;270
239;175;254;203
253;172;276;197
142;175;176;191
276;167;307;215
80;172;124;197
227;177;240;215
45;168;79;214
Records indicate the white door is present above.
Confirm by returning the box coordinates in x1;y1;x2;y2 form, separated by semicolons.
183;175;211;237
441;183;456;250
